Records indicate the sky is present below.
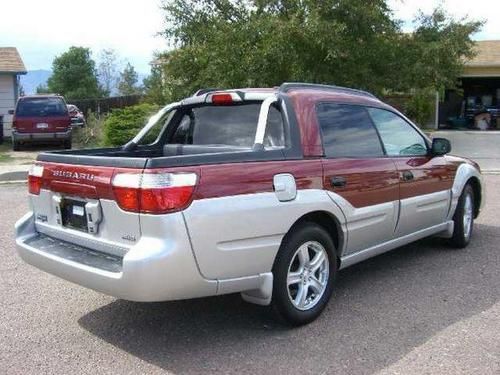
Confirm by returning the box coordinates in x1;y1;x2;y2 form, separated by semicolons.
1;0;500;74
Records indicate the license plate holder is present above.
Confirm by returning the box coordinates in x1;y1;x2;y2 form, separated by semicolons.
36;123;49;129
60;198;88;232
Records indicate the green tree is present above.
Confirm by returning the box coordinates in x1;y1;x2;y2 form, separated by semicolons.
36;83;50;94
143;62;167;104
47;46;100;99
159;1;481;100
117;62;142;96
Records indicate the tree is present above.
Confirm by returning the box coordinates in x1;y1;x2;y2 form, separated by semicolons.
143;61;167;104
46;47;100;99
36;83;50;94
97;48;119;97
117;62;142;96
159;0;481;100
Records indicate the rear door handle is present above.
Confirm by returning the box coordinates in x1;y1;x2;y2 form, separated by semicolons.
330;176;347;188
402;171;414;181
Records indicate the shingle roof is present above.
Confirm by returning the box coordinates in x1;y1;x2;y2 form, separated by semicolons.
0;47;27;74
466;40;500;67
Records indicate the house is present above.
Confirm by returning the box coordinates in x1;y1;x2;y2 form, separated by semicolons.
0;47;27;137
441;40;500;128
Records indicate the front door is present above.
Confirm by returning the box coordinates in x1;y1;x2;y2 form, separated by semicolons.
317;103;400;255
367;107;453;236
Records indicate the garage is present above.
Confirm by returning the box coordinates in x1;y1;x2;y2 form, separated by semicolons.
440;40;500;130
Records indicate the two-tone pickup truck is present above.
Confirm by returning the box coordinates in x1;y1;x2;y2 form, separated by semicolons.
15;83;484;325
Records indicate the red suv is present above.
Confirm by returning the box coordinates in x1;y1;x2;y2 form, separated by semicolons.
11;95;72;151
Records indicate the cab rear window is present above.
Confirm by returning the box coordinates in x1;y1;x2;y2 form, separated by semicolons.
16;98;68;117
169;103;285;148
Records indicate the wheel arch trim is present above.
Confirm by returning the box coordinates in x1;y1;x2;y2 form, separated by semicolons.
448;163;484;221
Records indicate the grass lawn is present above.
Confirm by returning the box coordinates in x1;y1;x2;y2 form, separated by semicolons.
0;142;13;163
0;140;34;165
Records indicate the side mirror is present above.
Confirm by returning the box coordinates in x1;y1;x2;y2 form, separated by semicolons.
431;137;451;156
7;110;14;115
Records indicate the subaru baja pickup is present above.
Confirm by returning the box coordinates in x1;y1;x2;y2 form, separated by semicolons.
15;83;484;325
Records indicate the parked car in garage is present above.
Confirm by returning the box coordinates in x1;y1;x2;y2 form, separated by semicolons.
67;104;86;127
11;94;72;150
15;83;484;325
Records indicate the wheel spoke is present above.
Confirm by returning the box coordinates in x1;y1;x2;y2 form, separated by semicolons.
287;271;302;286
295;283;309;308
309;251;325;272
297;244;310;267
309;276;323;294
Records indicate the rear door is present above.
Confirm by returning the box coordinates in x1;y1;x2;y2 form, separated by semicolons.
318;103;400;255
367;108;453;236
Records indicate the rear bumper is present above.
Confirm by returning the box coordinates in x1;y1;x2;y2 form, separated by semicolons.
15;212;218;302
13;130;71;142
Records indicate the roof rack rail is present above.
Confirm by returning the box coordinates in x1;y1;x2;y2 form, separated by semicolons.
279;82;377;99
193;88;226;96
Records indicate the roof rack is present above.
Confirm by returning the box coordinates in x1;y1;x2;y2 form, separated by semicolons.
279;82;377;99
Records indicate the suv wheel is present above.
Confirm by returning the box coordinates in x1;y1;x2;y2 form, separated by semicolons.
272;223;336;326
64;139;72;149
449;184;475;248
12;141;20;151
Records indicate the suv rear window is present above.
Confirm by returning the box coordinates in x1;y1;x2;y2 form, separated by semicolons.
169;103;285;148
16;97;67;117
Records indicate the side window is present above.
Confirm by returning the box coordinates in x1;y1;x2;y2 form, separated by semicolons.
368;108;428;156
317;103;384;158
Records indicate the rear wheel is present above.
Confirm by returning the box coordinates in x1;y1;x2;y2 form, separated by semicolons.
12;141;20;151
64;139;72;149
449;184;475;248
271;222;336;326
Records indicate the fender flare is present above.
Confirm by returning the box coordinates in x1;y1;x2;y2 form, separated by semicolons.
447;162;484;221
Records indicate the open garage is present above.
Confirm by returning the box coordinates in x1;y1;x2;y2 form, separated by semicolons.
441;40;500;130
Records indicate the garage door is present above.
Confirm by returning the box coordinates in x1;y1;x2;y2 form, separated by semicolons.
0;75;15;136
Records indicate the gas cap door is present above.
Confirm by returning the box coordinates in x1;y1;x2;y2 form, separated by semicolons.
273;173;297;202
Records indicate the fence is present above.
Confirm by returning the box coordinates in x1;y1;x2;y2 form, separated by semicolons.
69;95;144;116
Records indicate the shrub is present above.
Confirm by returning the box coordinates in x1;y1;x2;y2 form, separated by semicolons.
404;88;435;128
103;103;160;146
72;111;105;148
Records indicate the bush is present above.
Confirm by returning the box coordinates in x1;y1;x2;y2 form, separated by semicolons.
72;111;106;148
404;88;435;128
103;103;160;146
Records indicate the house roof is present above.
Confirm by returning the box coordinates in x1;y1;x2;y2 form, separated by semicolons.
0;47;27;74
466;40;500;67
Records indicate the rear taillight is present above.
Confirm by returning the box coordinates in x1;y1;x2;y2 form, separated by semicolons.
12;116;17;129
112;171;197;214
28;164;44;195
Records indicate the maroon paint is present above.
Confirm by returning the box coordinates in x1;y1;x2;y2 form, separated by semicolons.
392;156;460;200
322;158;400;208
195;160;323;199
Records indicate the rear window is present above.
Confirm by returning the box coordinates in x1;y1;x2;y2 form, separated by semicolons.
16;98;68;117
169;103;285;148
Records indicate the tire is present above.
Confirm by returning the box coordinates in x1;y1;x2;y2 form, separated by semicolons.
271;222;337;326
12;141;20;151
449;184;475;248
64;139;72;149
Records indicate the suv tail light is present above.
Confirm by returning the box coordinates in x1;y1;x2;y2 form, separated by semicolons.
28;164;44;195
112;171;197;214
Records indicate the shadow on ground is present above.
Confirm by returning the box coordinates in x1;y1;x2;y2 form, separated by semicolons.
79;223;499;374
